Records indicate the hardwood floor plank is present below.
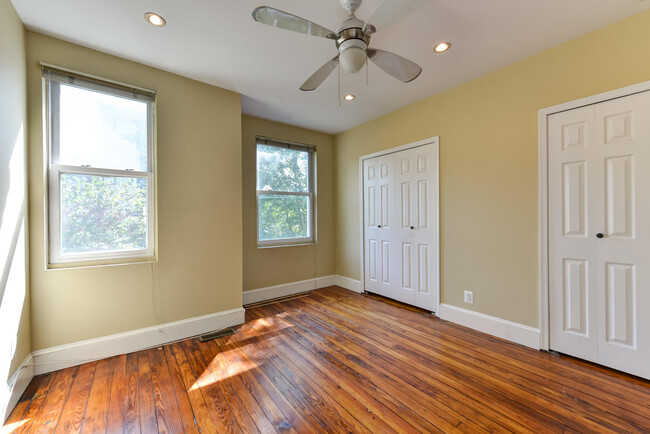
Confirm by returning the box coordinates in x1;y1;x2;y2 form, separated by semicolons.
80;357;115;433
226;343;317;434
29;366;78;433
176;340;242;433
14;371;61;433
106;354;126;434
136;351;159;433
186;339;260;434
6;373;55;433
201;339;278;433
184;339;259;433
165;345;217;432
208;338;298;434
162;345;202;434
5;286;649;433
55;362;96;433
148;348;184;434
123;353;141;433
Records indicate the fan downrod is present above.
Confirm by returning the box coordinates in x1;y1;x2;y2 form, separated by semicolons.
340;0;363;15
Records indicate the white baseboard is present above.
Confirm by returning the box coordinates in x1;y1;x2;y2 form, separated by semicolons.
2;354;34;423
334;275;363;293
243;275;336;305
32;307;245;375
438;303;540;349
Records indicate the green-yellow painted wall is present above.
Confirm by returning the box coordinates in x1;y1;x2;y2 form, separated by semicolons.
0;0;30;384
241;115;335;291
26;32;243;350
335;9;650;327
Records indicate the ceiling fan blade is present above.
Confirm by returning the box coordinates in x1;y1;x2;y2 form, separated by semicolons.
363;0;429;34
253;6;337;39
300;56;339;91
367;49;422;83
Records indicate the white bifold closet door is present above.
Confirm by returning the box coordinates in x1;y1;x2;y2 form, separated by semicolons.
363;143;437;312
549;91;650;379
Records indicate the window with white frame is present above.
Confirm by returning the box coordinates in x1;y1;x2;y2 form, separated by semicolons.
256;137;315;246
44;67;156;264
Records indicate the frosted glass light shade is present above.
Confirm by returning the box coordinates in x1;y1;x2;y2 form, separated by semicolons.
340;46;366;73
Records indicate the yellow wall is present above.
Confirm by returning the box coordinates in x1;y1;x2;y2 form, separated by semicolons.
26;32;243;350
335;9;650;327
0;0;30;385
241;115;335;291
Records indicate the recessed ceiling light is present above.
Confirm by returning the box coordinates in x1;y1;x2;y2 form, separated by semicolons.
344;94;355;101
434;42;451;53
145;12;166;27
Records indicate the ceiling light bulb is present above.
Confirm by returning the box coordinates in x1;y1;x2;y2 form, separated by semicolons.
339;39;367;74
434;42;451;53
145;12;166;27
344;94;355;101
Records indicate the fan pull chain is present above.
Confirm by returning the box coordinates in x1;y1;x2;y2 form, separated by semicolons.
338;64;341;107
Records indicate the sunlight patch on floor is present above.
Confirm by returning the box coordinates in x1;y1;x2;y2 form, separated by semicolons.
2;418;29;433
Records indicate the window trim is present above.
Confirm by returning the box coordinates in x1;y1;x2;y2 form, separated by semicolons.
44;67;156;266
255;138;316;247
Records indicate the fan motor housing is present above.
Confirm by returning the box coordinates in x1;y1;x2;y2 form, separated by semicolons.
336;27;370;49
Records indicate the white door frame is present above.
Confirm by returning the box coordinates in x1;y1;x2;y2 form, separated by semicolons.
359;136;440;314
538;80;650;350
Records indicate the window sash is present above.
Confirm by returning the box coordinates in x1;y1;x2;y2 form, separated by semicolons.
48;166;155;263
45;73;156;265
256;141;316;246
256;192;315;246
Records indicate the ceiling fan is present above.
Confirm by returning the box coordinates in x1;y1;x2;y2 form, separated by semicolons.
252;0;428;91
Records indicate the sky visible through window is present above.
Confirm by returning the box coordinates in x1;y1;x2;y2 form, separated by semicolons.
58;84;148;171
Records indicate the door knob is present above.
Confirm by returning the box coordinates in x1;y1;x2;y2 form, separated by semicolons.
596;233;604;238
410;226;415;229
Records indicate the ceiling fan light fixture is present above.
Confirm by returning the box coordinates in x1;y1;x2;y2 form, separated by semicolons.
434;42;451;53
145;12;166;27
344;94;355;101
339;39;367;74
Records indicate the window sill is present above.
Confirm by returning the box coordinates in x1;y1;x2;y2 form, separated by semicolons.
257;242;317;250
47;256;158;271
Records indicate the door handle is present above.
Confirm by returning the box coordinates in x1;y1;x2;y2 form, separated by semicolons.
596;233;604;239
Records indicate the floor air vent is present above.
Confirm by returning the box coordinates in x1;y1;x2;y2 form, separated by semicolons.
199;327;238;342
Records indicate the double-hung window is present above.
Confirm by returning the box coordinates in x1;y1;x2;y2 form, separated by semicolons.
44;67;156;265
256;137;315;246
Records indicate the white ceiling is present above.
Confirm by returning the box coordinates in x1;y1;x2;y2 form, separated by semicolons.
11;0;650;134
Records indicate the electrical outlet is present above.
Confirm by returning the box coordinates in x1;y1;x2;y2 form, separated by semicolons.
464;290;474;304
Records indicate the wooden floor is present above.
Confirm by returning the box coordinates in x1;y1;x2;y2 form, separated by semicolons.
4;287;650;433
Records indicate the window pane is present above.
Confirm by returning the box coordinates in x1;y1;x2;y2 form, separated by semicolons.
60;174;148;254
58;84;148;171
257;145;309;192
258;194;310;241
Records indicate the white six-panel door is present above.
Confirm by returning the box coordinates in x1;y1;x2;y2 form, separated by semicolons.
363;142;438;312
549;92;650;379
